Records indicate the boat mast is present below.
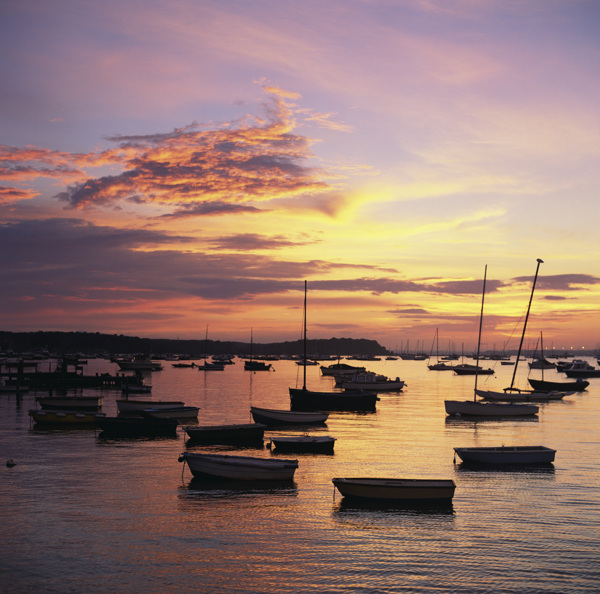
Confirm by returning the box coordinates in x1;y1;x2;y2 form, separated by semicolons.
509;258;544;390
473;265;487;401
302;280;307;390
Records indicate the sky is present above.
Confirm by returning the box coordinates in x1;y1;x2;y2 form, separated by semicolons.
1;0;599;352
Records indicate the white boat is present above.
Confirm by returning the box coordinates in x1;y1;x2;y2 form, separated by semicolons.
444;266;538;417
332;478;456;503
339;372;405;392
250;406;328;426
453;446;556;465
140;406;199;420
269;435;335;454
178;452;299;481
116;399;185;414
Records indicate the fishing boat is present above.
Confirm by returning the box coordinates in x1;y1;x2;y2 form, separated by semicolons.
139;406;200;421
444;266;539;418
453;445;556;465
332;478;456;503
116;399;185;414
184;423;267;445
178;452;299;481
250;406;328;426
476;260;570;403
35;396;102;411
96;416;179;437
339;372;405;392
29;409;106;425
289;281;379;412
269;435;335;454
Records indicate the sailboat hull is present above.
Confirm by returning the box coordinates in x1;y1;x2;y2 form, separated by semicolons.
289;388;378;412
444;400;538;417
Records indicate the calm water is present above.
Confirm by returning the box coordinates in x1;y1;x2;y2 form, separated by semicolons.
1;356;599;593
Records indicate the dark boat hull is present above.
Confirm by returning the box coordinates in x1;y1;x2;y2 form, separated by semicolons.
289;388;378;412
528;378;589;392
184;423;266;445
97;416;178;437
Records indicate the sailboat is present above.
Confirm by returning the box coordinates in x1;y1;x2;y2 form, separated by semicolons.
196;325;225;370
427;329;456;371
244;329;272;371
527;331;589;392
444;265;539;417
289;281;379;412
476;259;570;402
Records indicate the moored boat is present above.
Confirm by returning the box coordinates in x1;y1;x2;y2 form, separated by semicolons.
528;377;589;392
444;400;538;417
140;406;200;421
339;372;405;392
289;387;378;412
250;406;328;426
269;435;335;454
476;388;570;402
35;396;102;411
116;399;185;414
29;409;106;425
184;423;266;445
453;445;556;465
332;477;456;503
178;452;299;481
320;362;366;377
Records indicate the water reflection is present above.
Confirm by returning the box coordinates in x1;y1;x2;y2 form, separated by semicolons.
180;477;298;500
444;416;539;426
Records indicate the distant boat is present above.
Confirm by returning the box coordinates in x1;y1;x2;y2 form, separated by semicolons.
250;406;328;427
453;446;556;465
184;423;266;446
178;452;299;481
528;357;556;370
428;329;456;371
116;355;162;371
269;435;335;454
244;329;272;371
320;362;366;377
35;396;102;411
339;372;405;392
453;364;494;376
197;326;224;370
332;478;456;503
29;409;106;425
289;281;378;412
444;265;538;418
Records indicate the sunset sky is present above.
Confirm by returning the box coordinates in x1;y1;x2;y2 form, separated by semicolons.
2;0;599;352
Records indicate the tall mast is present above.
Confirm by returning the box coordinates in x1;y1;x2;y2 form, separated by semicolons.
509;258;544;390
302;280;307;390
473;265;487;401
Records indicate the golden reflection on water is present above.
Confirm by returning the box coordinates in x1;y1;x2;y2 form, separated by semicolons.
2;356;600;592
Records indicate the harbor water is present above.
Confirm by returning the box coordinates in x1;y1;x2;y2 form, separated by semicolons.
1;356;599;593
